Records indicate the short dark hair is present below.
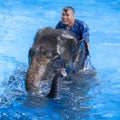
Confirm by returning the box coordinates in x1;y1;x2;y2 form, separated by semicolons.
62;6;75;13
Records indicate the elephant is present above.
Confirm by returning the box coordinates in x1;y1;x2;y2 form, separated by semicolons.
25;27;89;98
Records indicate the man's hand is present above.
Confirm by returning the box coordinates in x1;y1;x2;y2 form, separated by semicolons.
87;42;90;49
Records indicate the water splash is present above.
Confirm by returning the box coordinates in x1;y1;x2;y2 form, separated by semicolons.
83;56;96;71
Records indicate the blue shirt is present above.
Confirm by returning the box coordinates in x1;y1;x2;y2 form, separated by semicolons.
55;19;89;43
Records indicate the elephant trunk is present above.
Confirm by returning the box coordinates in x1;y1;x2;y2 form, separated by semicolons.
47;69;67;98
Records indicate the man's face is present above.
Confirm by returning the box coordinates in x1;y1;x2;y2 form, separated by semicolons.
61;9;74;27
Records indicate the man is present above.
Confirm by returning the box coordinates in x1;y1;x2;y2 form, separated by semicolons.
55;6;91;72
55;6;90;49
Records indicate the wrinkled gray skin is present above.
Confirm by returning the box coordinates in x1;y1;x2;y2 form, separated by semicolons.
25;27;88;98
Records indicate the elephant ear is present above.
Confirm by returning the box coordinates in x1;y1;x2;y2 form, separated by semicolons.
56;30;79;59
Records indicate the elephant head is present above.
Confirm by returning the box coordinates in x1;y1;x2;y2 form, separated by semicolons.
25;27;88;98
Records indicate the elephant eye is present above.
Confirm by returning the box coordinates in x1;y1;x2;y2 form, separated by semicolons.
52;52;59;57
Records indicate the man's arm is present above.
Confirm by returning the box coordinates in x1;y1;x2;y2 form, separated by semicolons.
82;22;90;48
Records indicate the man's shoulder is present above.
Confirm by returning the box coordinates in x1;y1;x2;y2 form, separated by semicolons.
75;19;88;28
56;21;66;29
57;20;64;25
75;19;86;25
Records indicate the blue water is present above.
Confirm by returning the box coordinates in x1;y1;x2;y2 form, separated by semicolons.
0;0;120;119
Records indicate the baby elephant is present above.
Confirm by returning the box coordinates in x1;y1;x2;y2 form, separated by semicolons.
25;27;88;98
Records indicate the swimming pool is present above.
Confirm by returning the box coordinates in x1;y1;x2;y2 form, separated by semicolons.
0;0;120;119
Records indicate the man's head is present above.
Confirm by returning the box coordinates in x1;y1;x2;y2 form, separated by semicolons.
61;6;75;27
